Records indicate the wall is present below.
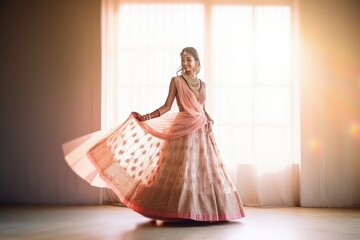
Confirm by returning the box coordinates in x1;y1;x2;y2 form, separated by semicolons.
0;0;103;204
300;0;360;207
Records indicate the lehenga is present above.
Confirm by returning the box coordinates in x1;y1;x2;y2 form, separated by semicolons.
63;76;245;221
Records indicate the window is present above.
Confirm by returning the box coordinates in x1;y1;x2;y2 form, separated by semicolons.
211;6;299;172
102;1;300;173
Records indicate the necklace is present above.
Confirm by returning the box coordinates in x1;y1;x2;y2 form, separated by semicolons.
182;73;199;87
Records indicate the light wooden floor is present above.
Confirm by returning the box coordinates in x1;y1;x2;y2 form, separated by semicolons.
0;205;359;240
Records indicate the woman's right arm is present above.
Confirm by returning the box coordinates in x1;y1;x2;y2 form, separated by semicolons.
133;77;177;121
157;77;177;115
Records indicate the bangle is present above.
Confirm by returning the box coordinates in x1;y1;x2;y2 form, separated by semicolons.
143;114;151;121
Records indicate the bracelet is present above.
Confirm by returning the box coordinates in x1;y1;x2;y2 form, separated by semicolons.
143;114;151;121
143;109;161;121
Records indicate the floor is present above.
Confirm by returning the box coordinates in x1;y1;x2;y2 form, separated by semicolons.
0;205;359;240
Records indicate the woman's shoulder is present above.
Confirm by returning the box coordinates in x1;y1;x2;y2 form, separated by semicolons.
170;75;184;84
201;80;206;88
171;75;182;80
168;76;181;88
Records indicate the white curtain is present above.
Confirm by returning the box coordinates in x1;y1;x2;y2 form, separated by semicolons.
101;0;300;207
211;5;300;206
102;1;204;129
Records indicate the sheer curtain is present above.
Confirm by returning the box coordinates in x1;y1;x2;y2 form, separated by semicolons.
101;0;300;206
102;1;204;129
211;6;300;206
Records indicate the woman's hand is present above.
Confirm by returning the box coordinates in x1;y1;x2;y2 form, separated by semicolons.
132;112;144;121
205;119;214;134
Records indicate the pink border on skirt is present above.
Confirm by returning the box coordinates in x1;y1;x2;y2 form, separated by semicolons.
87;151;245;222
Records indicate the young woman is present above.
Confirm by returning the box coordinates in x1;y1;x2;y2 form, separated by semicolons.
64;47;245;222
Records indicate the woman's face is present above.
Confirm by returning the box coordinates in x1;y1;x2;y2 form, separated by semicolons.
181;51;197;75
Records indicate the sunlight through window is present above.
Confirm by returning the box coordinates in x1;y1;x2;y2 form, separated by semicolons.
212;6;297;172
103;3;299;175
112;4;204;124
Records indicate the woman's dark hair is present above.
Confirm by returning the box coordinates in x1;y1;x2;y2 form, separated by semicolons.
177;47;201;75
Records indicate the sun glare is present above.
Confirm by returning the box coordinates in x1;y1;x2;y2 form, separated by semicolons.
105;4;299;174
350;123;360;139
309;139;322;154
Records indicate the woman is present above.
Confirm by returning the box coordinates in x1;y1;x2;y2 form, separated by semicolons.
64;47;245;222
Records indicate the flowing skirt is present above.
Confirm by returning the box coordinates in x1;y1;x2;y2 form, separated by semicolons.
64;114;245;221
